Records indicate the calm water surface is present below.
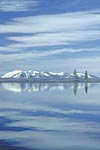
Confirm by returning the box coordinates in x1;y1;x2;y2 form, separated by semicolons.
0;82;100;150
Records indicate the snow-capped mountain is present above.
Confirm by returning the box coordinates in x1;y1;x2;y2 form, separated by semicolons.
1;70;100;82
1;70;69;79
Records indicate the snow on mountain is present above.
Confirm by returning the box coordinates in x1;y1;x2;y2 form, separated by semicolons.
2;70;22;78
2;70;41;79
1;70;100;81
1;70;69;79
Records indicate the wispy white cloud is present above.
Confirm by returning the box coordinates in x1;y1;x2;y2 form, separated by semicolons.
0;0;38;12
0;48;100;61
7;30;100;47
0;11;100;51
0;11;100;33
0;10;100;73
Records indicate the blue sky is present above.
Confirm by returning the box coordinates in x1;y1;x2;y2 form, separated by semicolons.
0;0;100;75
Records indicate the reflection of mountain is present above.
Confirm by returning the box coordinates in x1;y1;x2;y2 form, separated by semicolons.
1;83;68;93
1;82;90;94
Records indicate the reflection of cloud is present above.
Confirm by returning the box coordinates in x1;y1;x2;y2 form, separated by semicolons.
0;83;100;149
1;98;100;148
0;111;100;149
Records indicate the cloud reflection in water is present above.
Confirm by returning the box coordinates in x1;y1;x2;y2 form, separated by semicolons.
0;82;100;150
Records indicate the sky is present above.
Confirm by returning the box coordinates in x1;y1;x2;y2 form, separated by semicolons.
0;0;100;75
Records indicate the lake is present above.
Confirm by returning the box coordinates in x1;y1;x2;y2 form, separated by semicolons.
0;82;100;150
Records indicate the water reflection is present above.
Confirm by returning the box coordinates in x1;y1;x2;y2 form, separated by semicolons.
72;82;88;95
0;82;90;94
0;83;100;150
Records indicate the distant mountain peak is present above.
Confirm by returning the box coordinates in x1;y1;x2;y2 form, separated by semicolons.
1;70;100;82
1;70;67;79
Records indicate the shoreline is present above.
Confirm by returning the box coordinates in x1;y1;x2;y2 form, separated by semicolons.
0;78;100;83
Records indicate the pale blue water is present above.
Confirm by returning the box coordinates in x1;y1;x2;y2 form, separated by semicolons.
0;82;100;150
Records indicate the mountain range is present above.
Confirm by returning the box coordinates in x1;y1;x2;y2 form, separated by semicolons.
1;70;100;82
